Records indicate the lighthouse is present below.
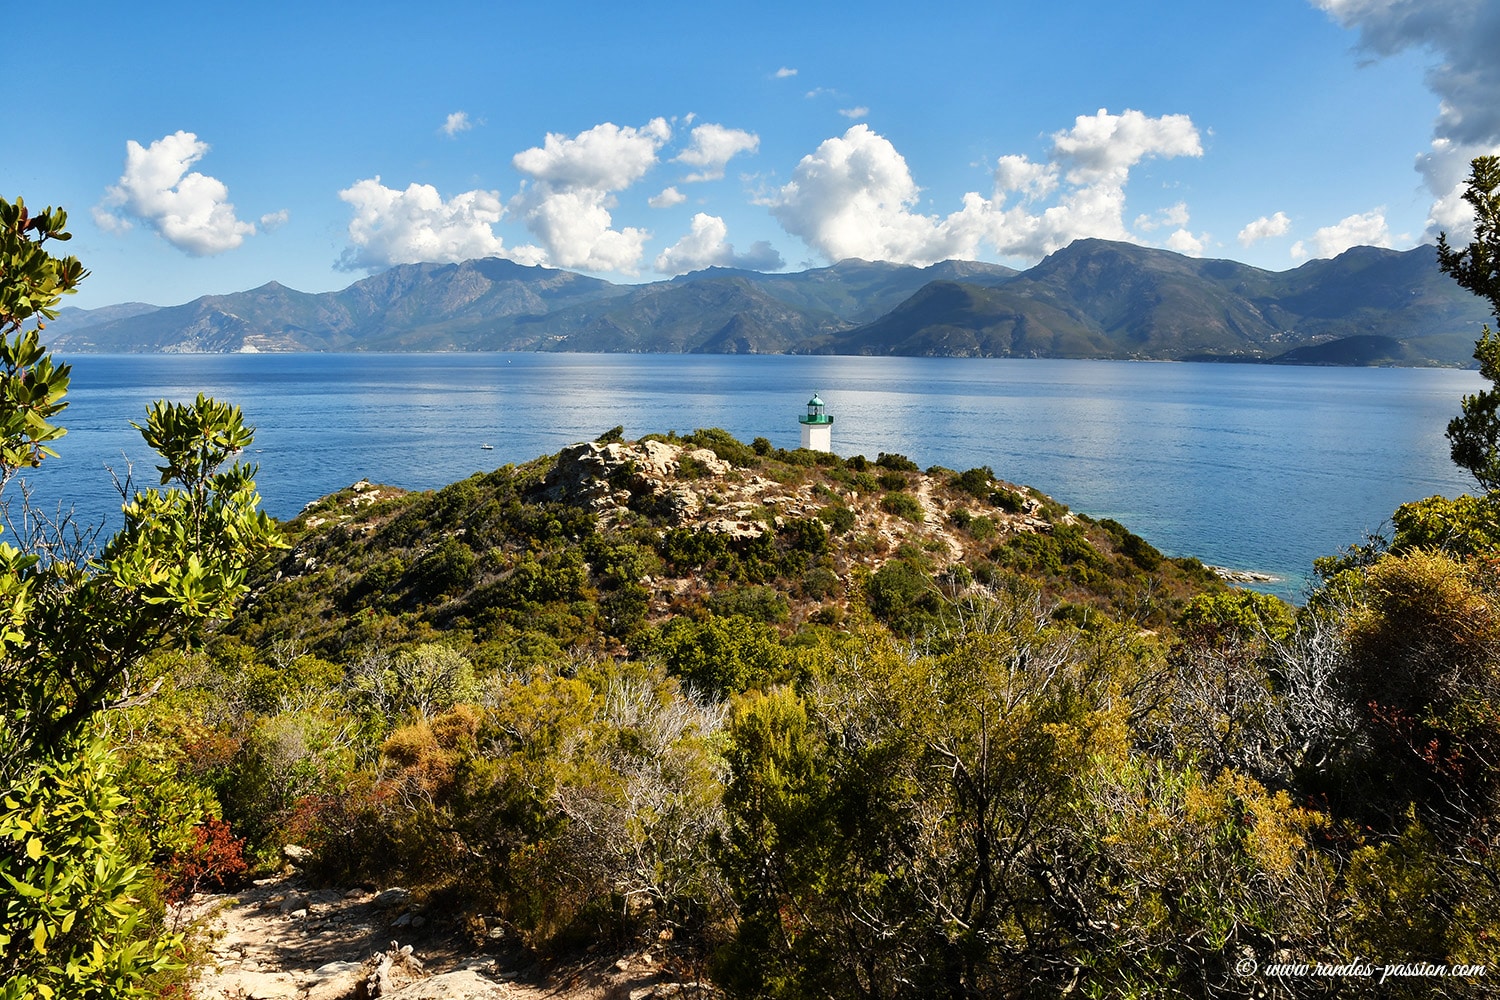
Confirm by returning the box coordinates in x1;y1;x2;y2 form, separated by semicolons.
799;393;833;452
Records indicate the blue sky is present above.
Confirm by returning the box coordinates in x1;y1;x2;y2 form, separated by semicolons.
9;0;1498;308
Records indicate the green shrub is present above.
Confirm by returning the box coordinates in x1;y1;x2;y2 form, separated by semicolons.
990;487;1026;513
646;615;790;695
683;427;758;467
0;732;184;999
819;505;857;535
880;492;925;523
405;536;476;598
952;466;996;498
801;566;840;600
876;452;919;472
865;559;941;633
780;516;830;556
1098;518;1164;570
1391;493;1500;557
709;585;791;623
601;582;651;640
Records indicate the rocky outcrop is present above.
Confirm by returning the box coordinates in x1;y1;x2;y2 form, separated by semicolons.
536;438;1053;588
540;440;731;514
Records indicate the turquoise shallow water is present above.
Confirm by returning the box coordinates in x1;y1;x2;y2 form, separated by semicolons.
20;353;1485;601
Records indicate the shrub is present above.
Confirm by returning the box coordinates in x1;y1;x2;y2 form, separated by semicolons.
990;487;1026;513
780;516;830;556
951;466;996;498
709;585;791;624
0;732;184;999
876;452;919;472
1098;518;1164;570
820;505;857;535
865;558;941;633
802;566;840;600
684;427;758;467
162;818;250;904
646;615;790;695
405;536;476;599
880;492;925;523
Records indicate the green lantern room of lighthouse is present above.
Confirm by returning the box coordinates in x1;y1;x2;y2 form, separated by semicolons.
800;393;833;426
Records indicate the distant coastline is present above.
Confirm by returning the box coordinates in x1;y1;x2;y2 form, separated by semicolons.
45;239;1489;368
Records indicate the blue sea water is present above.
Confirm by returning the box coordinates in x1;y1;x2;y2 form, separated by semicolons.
18;353;1485;601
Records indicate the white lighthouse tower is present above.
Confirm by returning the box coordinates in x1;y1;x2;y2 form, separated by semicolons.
799;393;833;452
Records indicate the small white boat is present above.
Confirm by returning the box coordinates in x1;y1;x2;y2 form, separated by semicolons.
480;443;494;450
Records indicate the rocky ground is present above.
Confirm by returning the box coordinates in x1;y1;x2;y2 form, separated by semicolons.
175;872;716;1000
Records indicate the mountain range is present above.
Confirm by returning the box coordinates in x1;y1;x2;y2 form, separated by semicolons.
43;239;1492;366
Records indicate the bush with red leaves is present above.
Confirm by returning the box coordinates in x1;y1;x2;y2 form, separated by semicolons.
164;818;250;903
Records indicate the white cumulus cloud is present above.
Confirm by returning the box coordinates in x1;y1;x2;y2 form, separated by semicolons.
513;118;670;191
775;67;798;78
1290;208;1393;260
675;123;760;182
767;124;966;264
993;155;1059;202
654;213;785;274
442;111;473;137
838;106;869;120
94;131;261;256
338;178;518;270
509;119;671;272
1135;201;1191;233
649;186;688;209
1238;211;1291;246
1166;229;1209;256
1051;108;1202;185
768;110;1204;267
512;187;650;273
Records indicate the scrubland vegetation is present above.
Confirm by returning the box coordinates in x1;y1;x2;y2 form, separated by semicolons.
6;161;1500;999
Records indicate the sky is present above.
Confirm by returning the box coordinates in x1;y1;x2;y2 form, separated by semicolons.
8;0;1499;309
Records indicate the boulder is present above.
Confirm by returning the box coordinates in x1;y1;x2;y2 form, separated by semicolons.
372;887;412;909
278;891;311;915
281;844;313;865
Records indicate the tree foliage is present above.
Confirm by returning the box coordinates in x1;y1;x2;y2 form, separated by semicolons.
1438;156;1500;492
0;197;284;997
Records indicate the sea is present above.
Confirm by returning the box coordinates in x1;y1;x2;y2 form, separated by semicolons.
16;352;1486;602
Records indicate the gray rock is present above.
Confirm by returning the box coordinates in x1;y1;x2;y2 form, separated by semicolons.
373;887;412;909
278;891;311;915
308;960;363;980
281;843;313;865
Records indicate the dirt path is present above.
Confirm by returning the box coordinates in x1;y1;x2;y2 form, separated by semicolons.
912;475;963;562
175;874;713;1000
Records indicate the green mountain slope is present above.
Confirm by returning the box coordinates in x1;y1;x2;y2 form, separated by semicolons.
49;241;1492;365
